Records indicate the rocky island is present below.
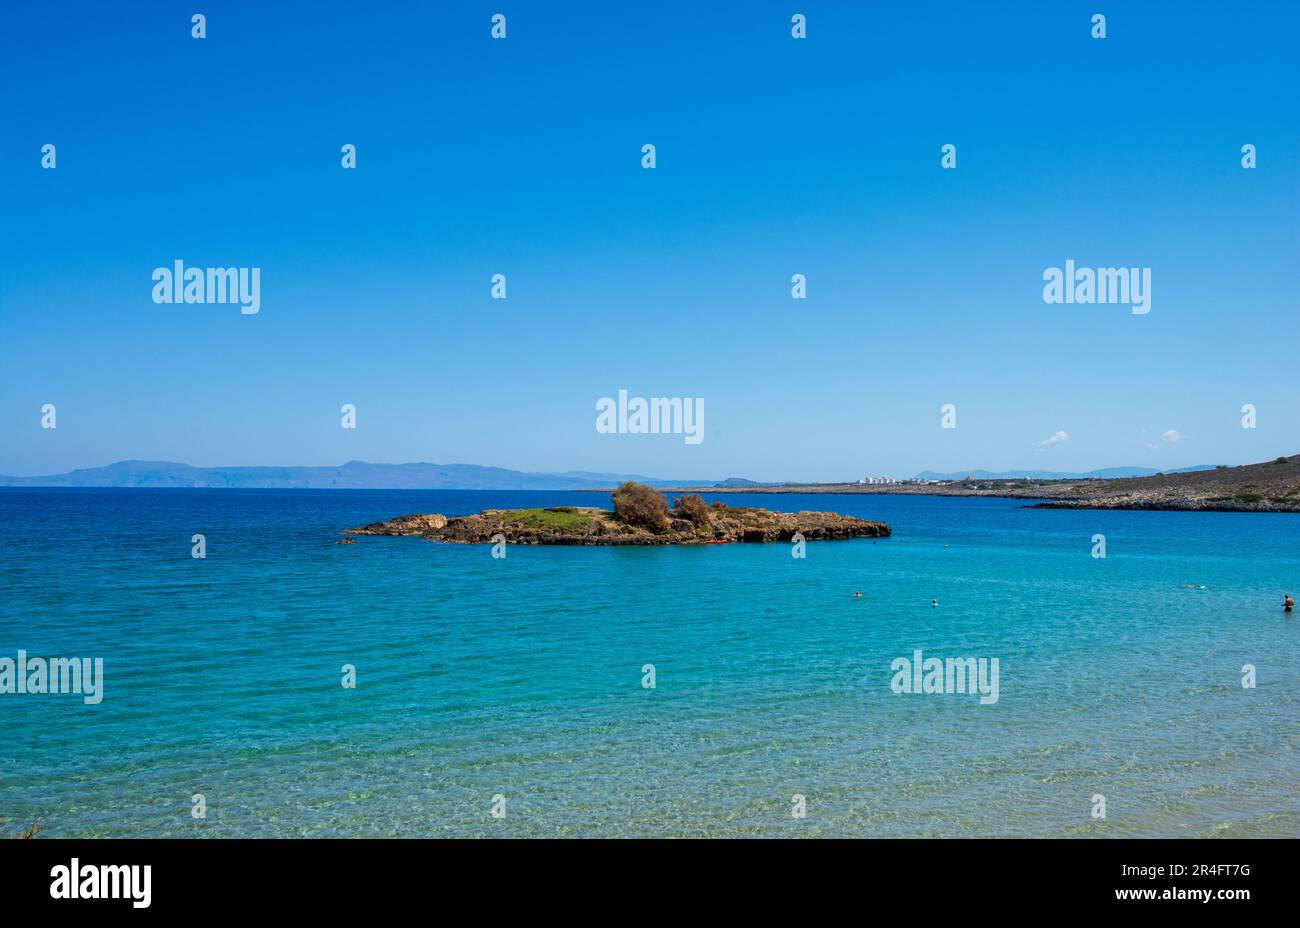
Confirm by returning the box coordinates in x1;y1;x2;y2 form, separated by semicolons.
345;482;890;545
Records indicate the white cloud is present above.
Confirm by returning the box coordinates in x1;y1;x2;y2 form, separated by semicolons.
1160;429;1183;443
1039;430;1070;447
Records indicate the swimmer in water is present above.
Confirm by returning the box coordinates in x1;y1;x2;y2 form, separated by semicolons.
851;592;863;598
931;598;938;607
1285;594;1294;613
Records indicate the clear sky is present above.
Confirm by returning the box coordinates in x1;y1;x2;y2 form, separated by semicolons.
2;1;1296;481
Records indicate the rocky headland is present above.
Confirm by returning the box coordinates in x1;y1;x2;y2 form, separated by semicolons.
1024;456;1300;512
654;455;1300;513
345;483;889;546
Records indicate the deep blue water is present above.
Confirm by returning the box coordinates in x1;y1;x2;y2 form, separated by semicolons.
0;488;1296;837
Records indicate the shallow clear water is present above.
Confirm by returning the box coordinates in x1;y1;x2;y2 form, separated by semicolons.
0;488;1295;837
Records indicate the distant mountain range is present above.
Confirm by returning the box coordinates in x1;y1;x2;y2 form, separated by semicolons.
914;465;1219;481
0;460;717;491
0;459;1228;490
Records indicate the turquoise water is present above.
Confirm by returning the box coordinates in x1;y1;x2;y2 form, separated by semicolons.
0;488;1295;838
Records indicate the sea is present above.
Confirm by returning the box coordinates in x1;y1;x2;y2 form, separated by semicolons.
1;488;1295;837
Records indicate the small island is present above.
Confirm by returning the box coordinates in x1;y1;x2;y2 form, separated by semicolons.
345;482;890;545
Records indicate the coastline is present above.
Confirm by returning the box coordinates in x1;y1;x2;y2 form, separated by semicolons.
640;455;1300;513
603;486;1300;513
1030;499;1300;513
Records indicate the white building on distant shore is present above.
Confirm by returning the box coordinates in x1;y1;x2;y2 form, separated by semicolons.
857;476;897;485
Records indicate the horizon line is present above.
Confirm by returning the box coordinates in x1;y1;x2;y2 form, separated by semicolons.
0;456;1242;485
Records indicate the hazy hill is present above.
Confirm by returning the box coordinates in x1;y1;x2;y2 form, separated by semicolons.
0;460;713;491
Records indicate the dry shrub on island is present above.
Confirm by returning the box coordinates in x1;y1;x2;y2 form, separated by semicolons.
612;482;670;532
672;493;711;527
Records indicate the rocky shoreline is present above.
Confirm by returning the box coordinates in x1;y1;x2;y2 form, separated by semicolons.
345;489;889;546
1031;497;1300;513
654;454;1300;514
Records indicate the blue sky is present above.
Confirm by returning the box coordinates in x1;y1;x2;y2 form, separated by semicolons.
2;1;1297;481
